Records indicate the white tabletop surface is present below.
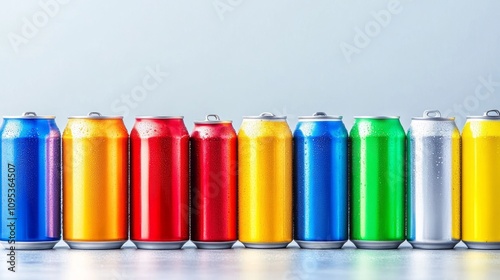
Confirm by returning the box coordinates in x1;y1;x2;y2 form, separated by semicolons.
2;240;499;280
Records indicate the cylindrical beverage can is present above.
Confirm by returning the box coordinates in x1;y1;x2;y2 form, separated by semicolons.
130;116;189;249
407;110;461;249
63;112;128;249
0;112;61;250
350;116;405;249
462;109;500;249
293;112;348;249
191;114;237;249
238;112;292;248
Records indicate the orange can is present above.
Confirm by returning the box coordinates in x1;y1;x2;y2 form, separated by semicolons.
63;112;128;249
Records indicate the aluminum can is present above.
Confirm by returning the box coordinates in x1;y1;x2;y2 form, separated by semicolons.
0;112;61;250
63;112;128;249
191;114;237;249
130;116;189;249
293;112;348;249
462;109;500;249
407;110;461;249
238;112;292;248
350;116;405;249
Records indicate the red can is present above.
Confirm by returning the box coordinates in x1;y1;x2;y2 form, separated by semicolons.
130;116;189;249
191;114;238;249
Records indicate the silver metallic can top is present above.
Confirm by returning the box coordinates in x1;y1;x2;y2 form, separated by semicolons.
3;112;55;119
68;112;123;119
353;115;400;119
298;112;342;121
466;109;500;120
195;114;232;124
136;116;184;119
243;112;287;120
412;110;454;121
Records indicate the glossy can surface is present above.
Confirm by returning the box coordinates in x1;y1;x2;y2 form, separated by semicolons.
350;116;405;249
130;116;189;250
0;112;61;250
63;112;128;250
191;114;237;249
293;112;348;249
462;109;500;249
238;112;292;248
407;110;461;249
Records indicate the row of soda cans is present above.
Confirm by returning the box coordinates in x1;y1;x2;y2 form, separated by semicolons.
0;109;499;250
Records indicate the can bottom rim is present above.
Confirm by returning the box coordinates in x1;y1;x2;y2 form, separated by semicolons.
408;240;459;250
463;241;500;250
295;240;346;249
132;240;188;250
65;240;126;250
1;241;59;250
242;242;290;249
351;240;403;250
193;241;236;250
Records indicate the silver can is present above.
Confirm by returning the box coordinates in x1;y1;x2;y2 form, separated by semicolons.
407;110;461;249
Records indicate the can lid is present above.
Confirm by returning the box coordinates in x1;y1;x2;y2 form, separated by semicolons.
243;112;287;120
136;116;184;120
466;109;500;120
68;112;123;119
194;114;232;124
298;112;342;120
412;110;455;121
353;115;400;119
3;112;55;119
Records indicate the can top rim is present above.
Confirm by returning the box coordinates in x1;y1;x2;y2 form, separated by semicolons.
298;112;342;120
243;112;287;120
354;116;400;119
3;116;56;119
412;117;455;121
136;116;184;119
194;114;232;124
68;116;124;119
466;116;500;120
3;112;55;119
195;120;232;124
68;112;123;119
467;109;500;120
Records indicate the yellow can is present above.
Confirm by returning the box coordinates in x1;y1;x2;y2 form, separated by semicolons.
238;112;293;248
462;109;500;249
63;112;129;249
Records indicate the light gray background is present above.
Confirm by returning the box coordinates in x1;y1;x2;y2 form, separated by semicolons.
1;0;500;279
1;0;500;131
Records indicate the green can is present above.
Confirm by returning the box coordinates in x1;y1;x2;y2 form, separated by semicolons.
350;116;406;249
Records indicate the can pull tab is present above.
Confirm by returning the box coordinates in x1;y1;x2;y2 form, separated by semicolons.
88;112;102;117
259;112;275;117
423;110;441;118
313;112;327;116
484;109;500;117
205;114;220;121
22;112;37;117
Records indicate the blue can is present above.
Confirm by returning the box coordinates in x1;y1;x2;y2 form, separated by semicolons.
0;112;61;250
293;112;348;249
